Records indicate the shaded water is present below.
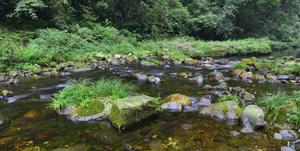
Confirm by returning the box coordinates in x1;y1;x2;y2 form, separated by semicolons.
0;60;299;150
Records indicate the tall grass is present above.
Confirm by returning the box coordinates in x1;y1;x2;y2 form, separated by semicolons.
258;91;300;127
49;79;136;110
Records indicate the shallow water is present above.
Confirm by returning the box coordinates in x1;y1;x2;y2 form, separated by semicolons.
0;60;298;150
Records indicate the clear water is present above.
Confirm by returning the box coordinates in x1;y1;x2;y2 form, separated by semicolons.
0;61;298;150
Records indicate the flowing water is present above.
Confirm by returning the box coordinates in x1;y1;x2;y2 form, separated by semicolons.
0;55;299;150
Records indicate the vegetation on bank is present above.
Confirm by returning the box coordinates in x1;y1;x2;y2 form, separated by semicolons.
233;57;300;75
49;79;135;116
258;91;300;128
1;25;297;73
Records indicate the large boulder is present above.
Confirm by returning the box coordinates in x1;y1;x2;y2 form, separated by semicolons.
199;101;241;121
109;95;160;129
240;105;266;133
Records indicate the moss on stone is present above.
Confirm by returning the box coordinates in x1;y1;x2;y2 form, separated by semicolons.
109;95;161;129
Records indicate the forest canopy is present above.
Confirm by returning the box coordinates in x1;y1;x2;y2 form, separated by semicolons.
0;0;299;41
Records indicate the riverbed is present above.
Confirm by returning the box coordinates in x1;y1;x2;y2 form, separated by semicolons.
0;53;299;150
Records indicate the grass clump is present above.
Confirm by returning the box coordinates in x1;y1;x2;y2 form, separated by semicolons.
49;79;136;113
218;94;241;107
258;91;300;127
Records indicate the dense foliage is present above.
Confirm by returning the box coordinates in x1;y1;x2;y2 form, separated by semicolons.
1;0;299;40
0;25;279;72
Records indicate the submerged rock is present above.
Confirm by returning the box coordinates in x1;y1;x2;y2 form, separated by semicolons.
242;92;255;102
280;146;295;151
147;76;160;84
199;101;241;121
164;94;191;106
133;73;147;81
189;75;204;85
2;90;13;98
209;70;224;82
179;72;189;79
141;60;158;67
162;94;191;111
109;95;160;129
274;130;298;141
240;71;254;80
241;105;266;133
0;113;4;125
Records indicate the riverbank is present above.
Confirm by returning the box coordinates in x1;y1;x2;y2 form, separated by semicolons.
1;25;298;75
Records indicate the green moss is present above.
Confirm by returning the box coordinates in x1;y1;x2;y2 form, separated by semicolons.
109;95;161;129
75;99;105;116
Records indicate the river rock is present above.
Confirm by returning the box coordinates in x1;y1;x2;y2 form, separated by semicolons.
277;75;290;80
141;60;157;66
133;73;147;81
203;84;213;91
280;146;295;151
241;105;266;131
179;72;189;79
189;75;204;85
164;94;191;106
232;69;244;77
242;92;255;102
0;113;4;125
2;90;13;98
240;71;254;80
254;74;266;82
274;130;298;141
147;76;160;84
209;70;224;82
109;95;160;129
199;101;241;121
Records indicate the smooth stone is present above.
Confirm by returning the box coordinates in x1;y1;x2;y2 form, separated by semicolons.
230;131;241;137
279;130;298;141
189;75;204;85
241;105;266;129
197;96;212;106
161;102;181;111
0;113;4;125
292;139;300;150
72;68;94;73
39;94;52;100
277;75;290;80
274;133;283;140
281;146;295;151
133;73;147;81
180;123;192;130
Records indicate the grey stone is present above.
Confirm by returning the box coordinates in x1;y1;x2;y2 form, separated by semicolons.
281;146;295;151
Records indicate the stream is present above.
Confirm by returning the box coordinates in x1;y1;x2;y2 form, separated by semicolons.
0;51;299;151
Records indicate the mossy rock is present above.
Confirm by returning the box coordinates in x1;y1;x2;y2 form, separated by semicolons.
109;95;161;129
164;94;191;106
199;101;242;120
75;99;106;116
